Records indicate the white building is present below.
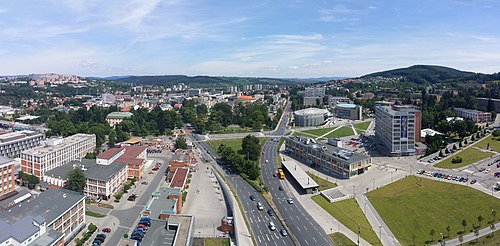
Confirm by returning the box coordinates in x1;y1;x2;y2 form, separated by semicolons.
454;108;491;123
335;104;362;120
0;130;44;158
293;108;329;127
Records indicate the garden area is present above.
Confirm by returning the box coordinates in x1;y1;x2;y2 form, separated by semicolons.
434;148;493;169
367;176;500;245
311;196;381;245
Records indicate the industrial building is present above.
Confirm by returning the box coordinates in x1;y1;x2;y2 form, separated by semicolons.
375;105;421;156
20;134;96;178
293;108;329;127
285;136;371;179
335;103;362;120
0;130;44;158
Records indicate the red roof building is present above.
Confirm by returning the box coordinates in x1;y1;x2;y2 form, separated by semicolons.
97;145;148;180
170;168;189;191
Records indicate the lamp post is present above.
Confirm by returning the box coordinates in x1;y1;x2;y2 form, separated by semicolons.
364;201;367;214
379;225;383;243
353;185;356;196
373;178;375;190
440;232;444;246
391;171;393;183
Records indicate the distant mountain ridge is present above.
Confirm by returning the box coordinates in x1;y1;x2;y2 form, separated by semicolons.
361;65;478;84
108;75;303;87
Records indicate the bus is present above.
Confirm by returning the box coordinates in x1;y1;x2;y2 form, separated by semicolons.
278;168;285;180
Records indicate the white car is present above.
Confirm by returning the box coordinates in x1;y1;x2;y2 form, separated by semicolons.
257;202;264;211
268;222;276;231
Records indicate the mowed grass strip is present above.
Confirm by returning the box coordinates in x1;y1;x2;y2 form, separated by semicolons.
434;147;493;169
301;126;338;137
207;137;268;153
204;238;230;246
329;232;357;246
324;126;355;138
367;176;500;245
474;135;500;153
306;171;337;190
354;121;371;131
312;196;382;245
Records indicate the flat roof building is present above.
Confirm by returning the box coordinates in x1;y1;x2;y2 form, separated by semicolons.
97;145;148;181
0;188;85;245
285;136;371;179
293;108;329;127
0;130;44;158
20;134;96;178
335;103;362;120
0;157;16;196
281;160;319;194
375;105;421;156
106;112;133;127
454;107;491;123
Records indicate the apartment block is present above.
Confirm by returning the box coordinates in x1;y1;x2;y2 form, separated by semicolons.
328;96;351;108
0;157;16;196
0;130;44;158
454;107;491;123
105;112;133;127
20;134;96;179
375;105;421;156
304;87;326;97
335;103;362;120
44;159;128;200
97;145;147;181
285;136;371;178
0;188;85;245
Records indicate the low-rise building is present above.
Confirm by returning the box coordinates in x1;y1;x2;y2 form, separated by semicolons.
170;168;189;192
328;96;351;108
105;112;133;127
20;134;96;179
285;136;371;178
454;107;491;123
293;108;328;127
44;159;128;200
0;188;85;245
168;150;193;172
0;130;44;158
97;145;147;180
335;103;362;120
0;157;15;196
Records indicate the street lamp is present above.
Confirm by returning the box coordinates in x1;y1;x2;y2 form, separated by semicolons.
391;171;393;183
353;185;356;196
364;202;367;214
379;225;383;242
440;232;444;246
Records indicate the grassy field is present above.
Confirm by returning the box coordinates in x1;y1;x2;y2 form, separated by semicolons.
354;121;371;131
211;125;251;134
367;176;500;245
474;135;500;153
85;211;106;218
306;171;337;190
329;232;357;246
464;232;499;246
312;196;382;245
324;126;355;138
204;238;230;246
292;131;326;140
434;148;494;169
207;137;268;153
301;126;338;137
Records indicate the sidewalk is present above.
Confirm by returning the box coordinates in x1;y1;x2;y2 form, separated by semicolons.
432;222;500;246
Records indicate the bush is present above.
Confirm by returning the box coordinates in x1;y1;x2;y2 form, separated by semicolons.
493;130;500;137
124;233;128;238
115;192;123;200
452;157;463;163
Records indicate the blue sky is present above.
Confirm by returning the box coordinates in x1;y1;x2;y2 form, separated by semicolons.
0;0;499;77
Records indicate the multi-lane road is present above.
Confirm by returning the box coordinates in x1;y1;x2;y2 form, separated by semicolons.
191;134;294;246
260;103;333;246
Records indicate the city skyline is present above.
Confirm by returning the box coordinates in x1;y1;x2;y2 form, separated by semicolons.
0;0;499;77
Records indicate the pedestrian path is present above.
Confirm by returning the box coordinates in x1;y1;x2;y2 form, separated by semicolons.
432;221;500;246
351;124;358;136
317;126;342;139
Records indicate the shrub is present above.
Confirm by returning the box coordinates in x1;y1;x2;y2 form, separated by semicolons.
493;130;500;137
452;157;463;163
124;233;128;238
115;192;123;200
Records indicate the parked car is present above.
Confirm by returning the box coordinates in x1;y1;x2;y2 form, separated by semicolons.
495;172;500;177
471;179;477;184
141;181;148;185
139;221;151;227
137;224;149;230
132;231;146;237
102;228;112;233
96;234;106;240
152;167;159;171
128;195;136;201
130;235;143;242
134;228;146;233
249;195;256;201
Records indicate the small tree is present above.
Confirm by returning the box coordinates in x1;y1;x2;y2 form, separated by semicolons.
464;139;469;145
430;229;435;242
462;219;468;233
492;209;497;221
452;156;463;163
439;150;444;157
446;225;451;238
174;136;188;150
453;144;458;150
67;168;86;193
459;141;463;148
445;148;450;154
478;215;484;226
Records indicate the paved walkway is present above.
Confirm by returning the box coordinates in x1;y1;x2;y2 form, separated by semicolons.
351;124;358;136
432;222;500;246
316;125;342;139
356;194;400;246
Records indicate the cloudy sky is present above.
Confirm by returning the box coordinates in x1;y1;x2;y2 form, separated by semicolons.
0;0;499;77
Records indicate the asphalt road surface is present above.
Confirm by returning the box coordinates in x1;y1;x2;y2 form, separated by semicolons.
191;134;294;246
260;103;333;246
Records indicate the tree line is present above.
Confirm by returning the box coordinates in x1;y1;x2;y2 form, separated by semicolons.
217;135;262;180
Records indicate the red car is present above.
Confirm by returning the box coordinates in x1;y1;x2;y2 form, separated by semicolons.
152;167;159;171
273;172;277;177
102;228;112;233
137;224;149;230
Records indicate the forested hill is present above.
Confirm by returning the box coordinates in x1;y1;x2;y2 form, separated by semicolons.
361;65;477;84
110;75;301;87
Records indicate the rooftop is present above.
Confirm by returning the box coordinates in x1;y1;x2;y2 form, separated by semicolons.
97;147;124;159
336;103;357;109
45;159;127;182
0;156;13;167
21;133;94;157
106;111;133;119
0;130;42;144
281;160;319;189
170;168;189;188
455;107;490;114
294;108;329;116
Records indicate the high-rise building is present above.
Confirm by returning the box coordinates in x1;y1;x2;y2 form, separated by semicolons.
20;134;96;178
304;87;325;97
0;130;44;158
375;105;421;156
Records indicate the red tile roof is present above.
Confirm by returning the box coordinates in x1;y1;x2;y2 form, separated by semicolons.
97;148;124;159
170;168;189;188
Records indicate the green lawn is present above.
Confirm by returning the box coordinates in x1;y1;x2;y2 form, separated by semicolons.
293;131;326;140
474;135;500;153
324;126;355;138
207;137;268;153
367;176;500;245
464;232;499;246
306;171;337;190
301;126;338;137
85;211;106;218
312;196;382;245
211;125;251;134
354;121;371;131
434;148;493;169
329;232;357;246
204;238;230;246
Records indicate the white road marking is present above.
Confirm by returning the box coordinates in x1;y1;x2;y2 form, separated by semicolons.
304;239;310;245
258;236;262;243
266;234;270;241
313;237;317;243
303;225;308;230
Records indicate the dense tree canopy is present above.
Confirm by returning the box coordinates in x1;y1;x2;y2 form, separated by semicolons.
67;168;86;193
